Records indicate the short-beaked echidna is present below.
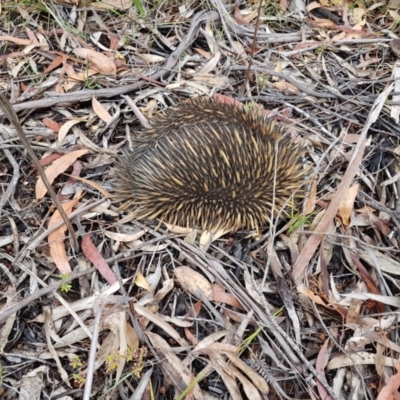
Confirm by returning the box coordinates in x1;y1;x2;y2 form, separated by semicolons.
113;97;307;233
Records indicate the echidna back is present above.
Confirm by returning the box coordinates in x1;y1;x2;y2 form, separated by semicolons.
114;98;307;233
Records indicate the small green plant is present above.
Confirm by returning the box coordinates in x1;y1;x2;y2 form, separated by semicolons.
131;347;147;378
257;73;269;89
314;46;325;56
59;273;72;293
287;197;316;233
72;373;86;386
70;356;83;369
106;354;120;373
288;213;313;234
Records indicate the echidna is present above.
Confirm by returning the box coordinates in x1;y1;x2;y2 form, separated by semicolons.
113;97;307;233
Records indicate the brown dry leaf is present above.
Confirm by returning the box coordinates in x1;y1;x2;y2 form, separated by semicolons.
212;93;243;107
212;285;245;310
25;27;40;44
48;198;79;274
58;119;82;145
73;48;117;75
338;184;359;226
174;266;213;300
194;48;212;60
135;271;153;293
82;233;118;285
0;35;33;46
43;54;65;74
377;358;400;400
192;74;229;87
36;149;88;199
137;54;165;64
96;0;131;9
39;154;61;166
65;63;98;83
299;287;329;307
233;4;246;25
242;9;259;23
92;96;112;123
315;339;333;400
303;176;317;215
273;81;299;92
191;331;232;356
42;117;62;132
346;296;363;324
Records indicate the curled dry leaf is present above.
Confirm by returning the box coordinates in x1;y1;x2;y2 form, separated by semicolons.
36;149;88;199
135;271;153;293
174;266;213;300
58;119;82;145
337;184;359;226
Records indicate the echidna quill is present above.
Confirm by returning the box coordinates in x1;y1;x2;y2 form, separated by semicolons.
113;97;308;233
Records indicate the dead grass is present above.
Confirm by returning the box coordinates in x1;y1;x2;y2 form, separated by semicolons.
1;0;400;399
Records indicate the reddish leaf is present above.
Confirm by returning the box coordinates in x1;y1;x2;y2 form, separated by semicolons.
82;234;117;285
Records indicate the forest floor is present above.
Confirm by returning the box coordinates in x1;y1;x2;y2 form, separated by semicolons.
1;0;400;399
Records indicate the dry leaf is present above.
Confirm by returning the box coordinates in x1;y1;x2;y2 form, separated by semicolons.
92;96;113;123
58;119;82;145
174;266;213;300
82;233;118;285
103;230;145;242
36;149;88;199
337;184;359;226
212;285;245;310
0;35;33;45
90;0;132;10
42;117;62;132
48;198;79;274
73;48;117;75
137;54;165;64
135;272;153;293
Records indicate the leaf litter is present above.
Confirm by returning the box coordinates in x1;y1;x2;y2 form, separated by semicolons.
1;0;400;399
